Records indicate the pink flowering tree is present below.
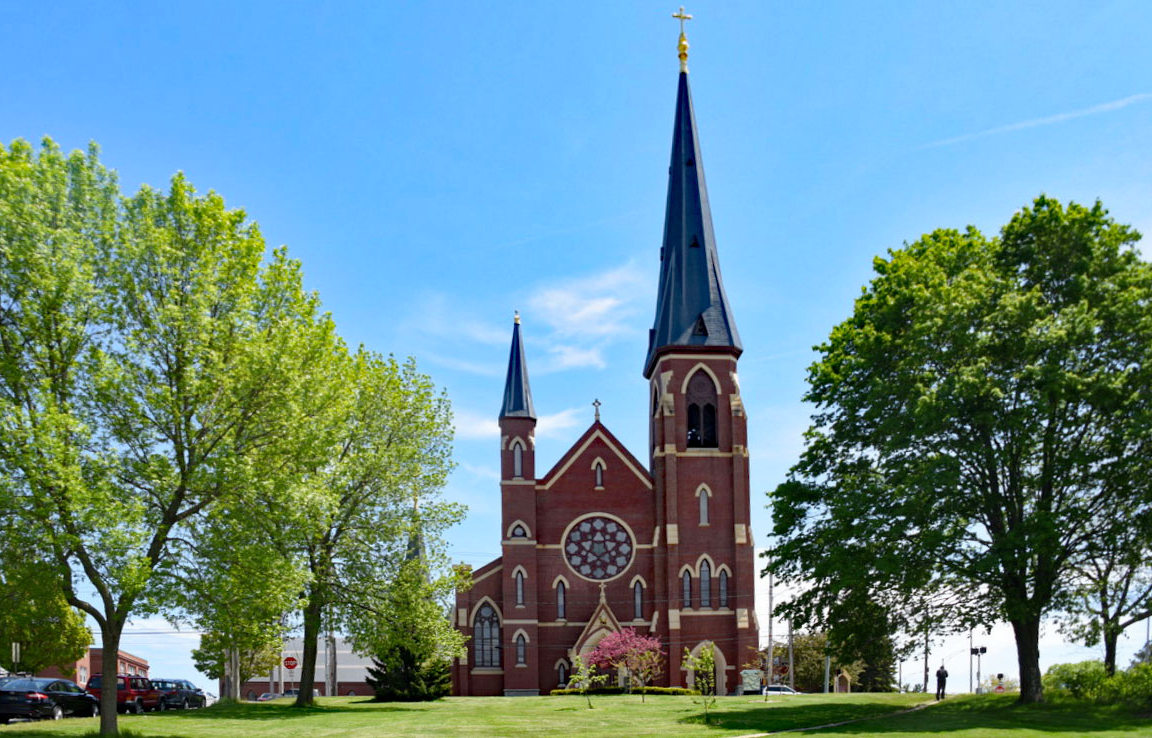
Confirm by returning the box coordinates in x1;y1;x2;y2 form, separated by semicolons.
588;628;665;701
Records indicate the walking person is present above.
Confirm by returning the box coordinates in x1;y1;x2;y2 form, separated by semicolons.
935;663;949;700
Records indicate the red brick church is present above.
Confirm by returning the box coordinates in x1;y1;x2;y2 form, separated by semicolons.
452;21;759;696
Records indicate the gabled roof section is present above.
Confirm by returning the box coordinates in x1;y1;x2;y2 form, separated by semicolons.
644;71;742;378
571;585;626;656
500;314;535;419
539;421;652;491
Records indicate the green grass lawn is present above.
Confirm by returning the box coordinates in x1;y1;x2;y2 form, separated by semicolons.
0;693;1146;737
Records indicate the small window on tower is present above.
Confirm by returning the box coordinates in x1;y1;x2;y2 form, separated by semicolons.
512;441;524;478
558;662;568;687
515;571;525;607
557;582;566;620
719;570;729;609
682;570;692;609
634;581;644;620
699;490;709;526
594;462;604;488
700;560;712;609
516;634;527;665
511;525;526;538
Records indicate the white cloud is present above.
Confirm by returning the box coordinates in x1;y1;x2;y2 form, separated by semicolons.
527;262;650;341
539;344;606;372
453;408;500;440
536;407;585;439
458;461;500;482
923;92;1152;149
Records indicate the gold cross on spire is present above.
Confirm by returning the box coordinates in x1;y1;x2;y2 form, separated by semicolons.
672;6;692;73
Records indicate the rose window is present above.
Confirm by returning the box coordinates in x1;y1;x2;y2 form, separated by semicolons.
564;516;634;580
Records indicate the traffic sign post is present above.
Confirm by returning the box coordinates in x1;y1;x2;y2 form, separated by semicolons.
284;656;298;670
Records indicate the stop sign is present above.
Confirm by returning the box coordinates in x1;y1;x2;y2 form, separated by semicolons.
284;656;298;670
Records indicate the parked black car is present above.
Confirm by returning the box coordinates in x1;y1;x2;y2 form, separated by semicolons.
151;679;207;710
0;677;100;723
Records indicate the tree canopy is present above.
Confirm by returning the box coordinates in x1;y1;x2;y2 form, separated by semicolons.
0;138;462;733
768;196;1152;703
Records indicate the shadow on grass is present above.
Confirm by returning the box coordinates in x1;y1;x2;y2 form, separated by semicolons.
680;694;1151;734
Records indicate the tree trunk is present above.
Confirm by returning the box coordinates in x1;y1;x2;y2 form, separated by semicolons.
1103;629;1118;676
296;594;322;707
1011;617;1043;704
99;621;123;736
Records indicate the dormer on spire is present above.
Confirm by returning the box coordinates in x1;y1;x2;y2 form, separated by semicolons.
500;312;536;419
643;38;742;378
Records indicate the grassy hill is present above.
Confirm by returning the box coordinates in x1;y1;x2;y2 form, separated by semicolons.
0;692;1146;737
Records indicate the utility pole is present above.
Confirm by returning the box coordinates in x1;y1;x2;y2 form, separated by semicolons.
922;631;929;693
824;654;830;693
326;632;337;697
968;631;973;693
788;617;795;690
766;557;774;686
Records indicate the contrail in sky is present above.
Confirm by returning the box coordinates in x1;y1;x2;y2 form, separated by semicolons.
922;92;1152;149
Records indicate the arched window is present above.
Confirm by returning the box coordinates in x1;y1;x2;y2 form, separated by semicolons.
557;662;569;687
685;372;718;448
682;570;692;609
633;581;643;620
700;560;712;609
515;571;525;606
474;603;500;667
699;491;709;525
556;581;566;619
512;441;524;478
511;524;526;538
515;634;527;665
594;461;604;488
719;570;729;608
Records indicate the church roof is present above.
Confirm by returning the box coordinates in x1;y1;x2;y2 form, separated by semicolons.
499;314;536;419
643;70;742;378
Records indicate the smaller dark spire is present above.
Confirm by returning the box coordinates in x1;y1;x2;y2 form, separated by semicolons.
499;312;536;419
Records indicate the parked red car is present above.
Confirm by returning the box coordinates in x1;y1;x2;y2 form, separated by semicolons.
85;675;160;714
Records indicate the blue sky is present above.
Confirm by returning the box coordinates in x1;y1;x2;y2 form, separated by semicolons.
3;1;1150;687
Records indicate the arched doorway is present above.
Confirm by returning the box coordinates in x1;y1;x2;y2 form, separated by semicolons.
684;640;728;695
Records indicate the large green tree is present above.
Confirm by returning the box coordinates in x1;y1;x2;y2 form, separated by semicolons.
768;197;1152;703
0;138;336;733
273;351;463;706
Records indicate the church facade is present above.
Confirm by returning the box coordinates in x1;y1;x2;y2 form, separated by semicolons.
452;31;759;697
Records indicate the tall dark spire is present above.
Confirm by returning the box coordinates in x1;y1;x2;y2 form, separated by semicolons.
500;312;536;419
643;68;742;378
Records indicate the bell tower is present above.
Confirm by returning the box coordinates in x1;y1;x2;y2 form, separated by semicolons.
498;312;540;696
645;13;757;691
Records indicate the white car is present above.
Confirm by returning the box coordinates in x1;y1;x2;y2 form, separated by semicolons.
764;684;803;695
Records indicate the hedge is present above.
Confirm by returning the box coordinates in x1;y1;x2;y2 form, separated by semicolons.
549;686;700;696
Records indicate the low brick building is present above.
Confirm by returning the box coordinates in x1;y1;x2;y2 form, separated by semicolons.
36;648;148;687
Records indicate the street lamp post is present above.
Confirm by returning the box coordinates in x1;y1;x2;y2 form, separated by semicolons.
970;646;986;693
